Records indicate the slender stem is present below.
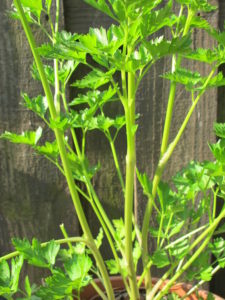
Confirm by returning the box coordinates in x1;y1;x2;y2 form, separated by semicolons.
182;265;220;299
142;65;216;297
141;11;196;294
108;132;125;192
159;67;217;169
62;92;118;247
160;213;173;248
155;207;225;300
142;171;162;295
0;236;93;262
90;281;108;300
124;72;140;299
160;73;177;156
53;0;60;114
60;223;73;252
13;3;114;298
164;224;207;250
157;213;164;248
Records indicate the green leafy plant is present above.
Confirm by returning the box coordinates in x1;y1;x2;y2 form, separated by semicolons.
1;0;225;299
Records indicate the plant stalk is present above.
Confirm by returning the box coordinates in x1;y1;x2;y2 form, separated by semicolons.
124;71;140;299
13;2;115;298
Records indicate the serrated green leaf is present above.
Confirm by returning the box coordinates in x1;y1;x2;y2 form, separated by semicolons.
137;170;152;198
59;60;79;84
12;238;58;269
72;69;115;89
151;250;170;268
168;221;185;238
0;261;10;285
10;256;24;293
95;228;104;249
175;0;217;12
37;269;73;299
68;153;99;182
200;266;213;281
209;139;225;164
0;127;42;146
42;241;60;266
31;63;55;86
204;72;225;90
214;223;225;235
140;1;175;38
170;239;189;260
20;0;43;20
24;276;32;297
108;0;126;21
105;259;119;275
69;87;117;108
113;218;125;240
162;67;202;91
49;116;69;131
214;123;225;139
144;35;191;61
23;93;48;118
84;0;116;20
38;43;86;63
190;16;210;30
64;254;92;289
35;140;59;160
9;5;35;23
183;48;219;64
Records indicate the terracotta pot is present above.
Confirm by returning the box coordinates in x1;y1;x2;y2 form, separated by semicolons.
80;276;224;300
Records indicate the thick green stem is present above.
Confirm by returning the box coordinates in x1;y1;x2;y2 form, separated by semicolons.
14;2;114;298
124;72;140;300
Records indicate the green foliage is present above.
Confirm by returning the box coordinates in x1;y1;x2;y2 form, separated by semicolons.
10;0;43;23
12;238;60;268
209;238;225;268
143;35;191;61
69;87;117;108
151;249;170;268
0;256;23;297
140;0;176;38
72;69;116;89
0;127;42;146
214;123;225;139
83;0;116;20
209;139;225;164
23;93;48;119
4;0;225;299
162;67;202;91
35;140;59;160
175;0;217;12
68;153;100;182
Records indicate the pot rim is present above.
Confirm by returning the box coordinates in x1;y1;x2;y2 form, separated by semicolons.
80;276;224;300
